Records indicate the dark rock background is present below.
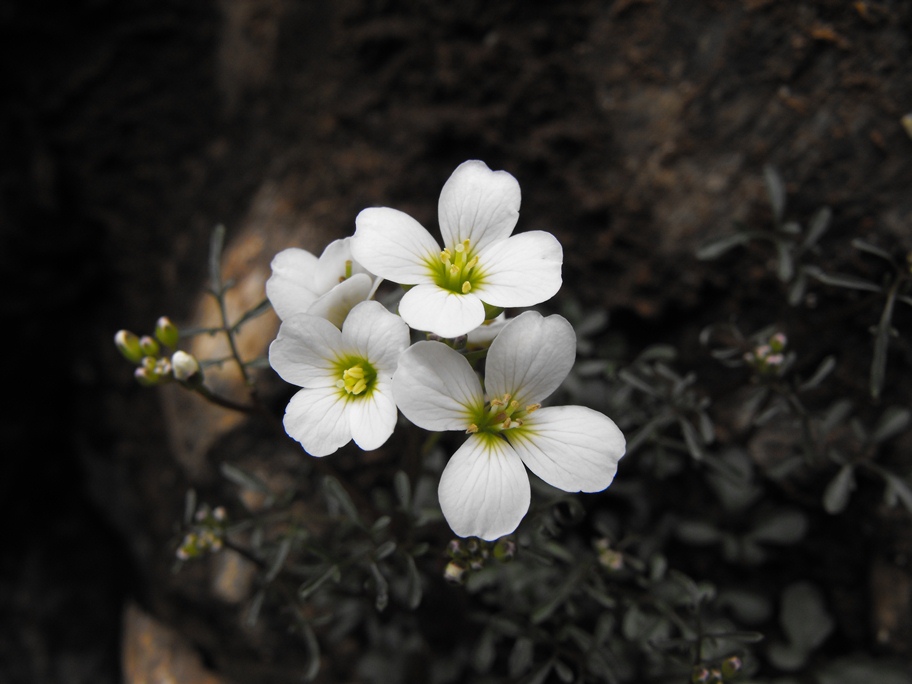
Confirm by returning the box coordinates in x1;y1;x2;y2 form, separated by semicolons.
2;0;911;681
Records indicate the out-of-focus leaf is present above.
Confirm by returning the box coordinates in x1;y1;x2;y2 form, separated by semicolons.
526;662;552;684
803;206;832;249
404;553;422;609
798;355;836;392
697;233;753;260
680;419;706;461
675;520;722;545
266;536;292;582
780;582;834;652
872;406;911;443
764;164;787;224
881;471;912;514
508;637;534;678
750;508;808;544
768;642;808;672
374;540;396;561
553;660;574;683
300;620;321;682
322;476;361;525
776;241;794;282
851;238;893;261
787;271;808;306
819;399;853;437
871;286;898;400
298;565;340;601
369;562;389;611
805;266;883;293
473;627;497;673
221;462;274;500
394;470;411;510
823;464;856;514
618;368;658;396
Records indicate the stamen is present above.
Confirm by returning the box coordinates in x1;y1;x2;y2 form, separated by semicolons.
461;281;472;294
525;403;541;413
340;364;369;395
466;424;479;434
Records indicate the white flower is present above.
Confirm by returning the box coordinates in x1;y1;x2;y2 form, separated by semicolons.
351;160;563;338
393;311;625;540
269;300;409;457
266;238;375;328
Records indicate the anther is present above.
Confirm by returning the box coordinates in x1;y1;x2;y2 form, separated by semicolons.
461;281;472;294
466;424;479;434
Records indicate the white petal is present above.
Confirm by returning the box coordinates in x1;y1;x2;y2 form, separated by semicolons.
473;231;563;308
307;273;374;329
312;238;371;294
466;313;507;348
269;314;343;388
283;386;351;457
341;300;411;371
346;385;398;451
352;207;440;284
508;406;625;493
485;311;576;406
393;341;483;431
438;434;531;540
438;160;521;253
398;284;485;338
266;248;320;320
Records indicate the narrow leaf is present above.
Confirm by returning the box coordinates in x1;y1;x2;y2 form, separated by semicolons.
322;476;361;525
696;233;752;260
806;267;883;293
823;464;856;514
298;565;340;601
851;238;893;261
871;406;911;443
405;554;423;609
764;164;787;224
370;562;389;611
803;206;832;249
798;355;836;392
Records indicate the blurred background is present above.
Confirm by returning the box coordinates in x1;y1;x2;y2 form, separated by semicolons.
2;0;911;682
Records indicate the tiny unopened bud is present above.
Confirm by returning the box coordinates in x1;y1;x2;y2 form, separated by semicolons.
493;539;516;562
691;666;711;684
721;656;743;679
171;350;202;383
134;366;160;387
139;335;160;357
114;330;144;363
443;561;467;584
154;316;179;348
599;548;624;571
769;332;787;352
447;539;462;557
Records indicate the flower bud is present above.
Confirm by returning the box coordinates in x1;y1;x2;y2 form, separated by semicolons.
171;350;202;384
154;316;180;349
134;366;160;387
114;330;144;364
493;539;516;562
139;335;160;357
720;656;742;679
443;561;467;584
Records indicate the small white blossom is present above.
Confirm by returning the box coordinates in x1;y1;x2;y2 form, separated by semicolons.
269;300;409;457
351;160;563;338
393;311;625;540
266;237;375;328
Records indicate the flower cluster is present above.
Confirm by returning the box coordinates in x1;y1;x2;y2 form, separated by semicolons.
744;331;788;374
115;316;203;387
267;160;626;539
176;505;227;560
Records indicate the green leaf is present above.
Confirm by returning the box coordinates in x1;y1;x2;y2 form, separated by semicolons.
696;233;753;260
805;266;883;293
798;355;836;392
374;540;396;561
525;663;552;684
680;418;706;461
823;464;856;514
404;554;423;609
298;565;340;601
265;536;292;582
871;285;898;400
675;520;723;545
776;241;794;282
881;471;912;513
394;470;411;510
322;476;361;525
750;508;808;544
220;462;274;500
508;637;534;678
803;206;832;249
300;620;321;682
369;562;389;611
764;164;787;224
851;238;893;262
871;406;911;443
780;581;834;652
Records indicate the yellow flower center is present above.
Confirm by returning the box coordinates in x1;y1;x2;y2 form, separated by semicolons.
335;361;375;396
432;239;484;295
466;393;540;435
